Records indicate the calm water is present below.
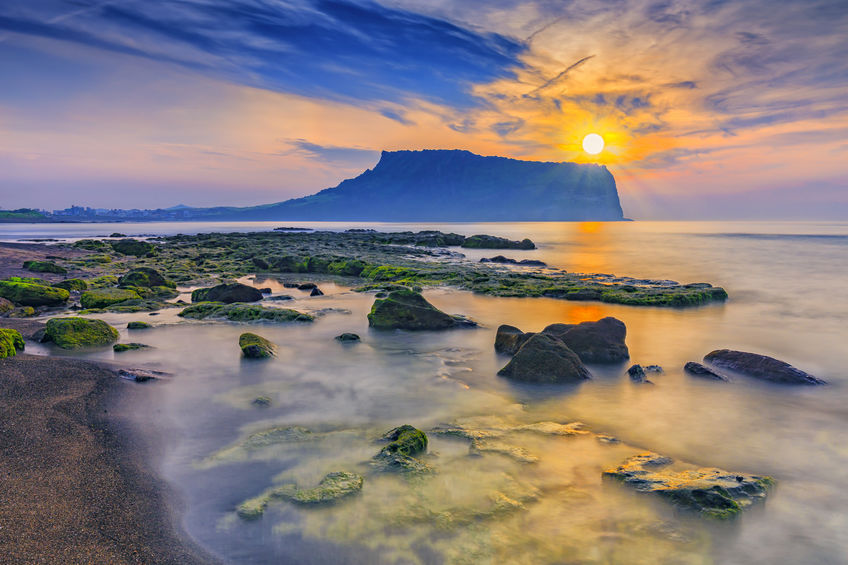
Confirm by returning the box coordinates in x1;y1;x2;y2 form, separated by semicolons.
13;221;848;564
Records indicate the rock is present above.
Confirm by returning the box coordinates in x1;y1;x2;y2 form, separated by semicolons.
297;282;317;290
703;349;825;385
497;333;591;383
239;332;276;358
494;324;533;355
54;278;88;292
461;235;536;250
191;283;263;303
373;425;431;473
251;396;272;407
252;258;270;270
43;317;119;349
684;362;729;381
0;328;25;358
627;364;652;384
258;287;272;294
110;238;154;256
266;295;293;301
113;343;149;352
9;306;36;318
603;452;775;520
80;288;141;309
480;256;547;267
23;260;67;274
127;321;152;330
368;289;471;330
118;267;175;289
117;368;166;382
542;317;629;364
0;297;13;314
179;302;314;323
310;287;324;296
645;364;663;373
283;282;299;288
0;280;69;307
335;333;361;342
237;471;363;519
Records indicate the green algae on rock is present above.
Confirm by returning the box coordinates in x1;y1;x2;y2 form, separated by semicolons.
118;267;175;289
110;238;154;256
367;289;475;330
497;333;591;383
602;452;775;520
43;317;119;349
461;234;535;250
0;328;25;358
179;302;314;323
23;260;67;274
113;342;150;352
0;280;69;307
237;471;364;519
0;297;13;314
373;424;431;473
54;278;88;292
127;321;152;329
239;332;276;358
80;288;142;309
191;282;262;303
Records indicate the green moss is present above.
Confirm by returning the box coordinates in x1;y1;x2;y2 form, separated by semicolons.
44;317;119;349
179;302;313;323
127;321;152;329
83;254;113;264
86;275;119;288
367;289;460;330
110;238;154;256
80;288;142;309
0;328;25;358
236;472;363;519
461;235;535;249
113;342;149;352
73;239;109;251
118;267;175;289
327;259;368;276
239;332;276;358
379;424;428;458
54;278;88;292
23;260;67;274
361;265;417;281
0;280;69;306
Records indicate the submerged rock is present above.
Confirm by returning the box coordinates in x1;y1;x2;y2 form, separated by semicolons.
119;267;175;289
191;283;262;304
80;288;141;309
297;282;317;290
310;287;324;296
113;342;149;352
117;368;163;382
542;317;629;364
335;332;361;342
480;255;547;267
368;289;473;331
684;362;729;381
497;333;591;384
127;321;152;330
373;424;431;473
703;349;825;385
627;364;653;384
0;280;69;307
237;471;363;519
43;317;119;349
603;452;775;520
179;302;314;323
251;396;272;407
239;332;276;358
461;235;535;250
494;324;533;355
0;328;25;358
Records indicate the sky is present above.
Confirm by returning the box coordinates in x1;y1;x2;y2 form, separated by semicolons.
0;0;846;219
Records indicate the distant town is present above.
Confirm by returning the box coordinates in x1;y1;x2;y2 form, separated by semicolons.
0;204;213;222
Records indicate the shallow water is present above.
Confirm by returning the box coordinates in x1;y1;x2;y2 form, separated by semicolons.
16;221;848;564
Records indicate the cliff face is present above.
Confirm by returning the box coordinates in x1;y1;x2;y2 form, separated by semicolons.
260;149;624;221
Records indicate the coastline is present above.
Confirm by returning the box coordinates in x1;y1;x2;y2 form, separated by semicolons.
0;321;220;565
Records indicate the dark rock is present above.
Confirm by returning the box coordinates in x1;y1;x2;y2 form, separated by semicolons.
367;289;472;331
627;364;651;383
480;255;547;267
127;321;152;330
645;365;664;373
266;295;293;301
497;333;591;383
54;278;88;292
191;283;263;304
0;297;14;314
110;238;154;257
251;396;272;407
703;349;825;385
542;317;629;364
109;232;126;237
119;267;174;289
283;282;299;288
373;425;431;473
297;282;317;290
461;235;535;250
239;332;276;358
113;343;149;352
258;287;272;294
310;287;324;296
494;324;533;355
252;257;270;270
335;333;361;342
684;362;729;381
117;368;166;382
603;452;775;520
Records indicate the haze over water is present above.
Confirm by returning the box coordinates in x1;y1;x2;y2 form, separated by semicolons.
20;220;848;564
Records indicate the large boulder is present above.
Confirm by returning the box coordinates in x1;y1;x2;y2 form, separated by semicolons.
0;328;25;358
368;289;471;330
497;333;591;383
239;332;276;358
494;324;533;355
80;288;141;309
43;317;119;349
703;349;825;385
542;317;629;363
0;280;69;307
119;267;175;289
191;283;262;304
603;452;774;520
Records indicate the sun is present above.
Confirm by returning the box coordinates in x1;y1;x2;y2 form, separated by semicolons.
582;133;605;155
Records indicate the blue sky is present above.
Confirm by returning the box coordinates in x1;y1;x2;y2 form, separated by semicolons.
1;0;846;218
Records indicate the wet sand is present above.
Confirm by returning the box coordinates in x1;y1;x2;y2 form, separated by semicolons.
0;321;218;564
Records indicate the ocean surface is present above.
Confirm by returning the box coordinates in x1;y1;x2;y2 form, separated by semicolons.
11;220;848;565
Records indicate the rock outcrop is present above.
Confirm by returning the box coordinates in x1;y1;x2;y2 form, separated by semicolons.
368;289;475;330
497;333;591;383
0;280;69;307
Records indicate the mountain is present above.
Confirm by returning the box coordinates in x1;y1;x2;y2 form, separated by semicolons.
232;150;623;221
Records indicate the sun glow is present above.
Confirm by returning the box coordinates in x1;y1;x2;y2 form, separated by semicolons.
582;133;605;155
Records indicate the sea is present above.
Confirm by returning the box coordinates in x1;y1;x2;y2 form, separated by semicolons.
5;220;848;565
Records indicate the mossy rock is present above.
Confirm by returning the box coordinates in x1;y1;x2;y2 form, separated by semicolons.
237;471;363;519
113;342;150;352
73;239;109;251
367;289;460;330
461;235;535;250
80;288;142;309
54;278;88;292
110;238;154;256
373;425;431;473
86;275;119;288
335;332;361;342
239;332;276;358
497;333;591;383
179;302;314;323
191;283;262;303
83;254;113;264
23;260;67;274
119;267;175;289
0;328;25;358
44;317;119;349
9;306;36;318
0;280;69;307
127;321;152;329
0;297;13;314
